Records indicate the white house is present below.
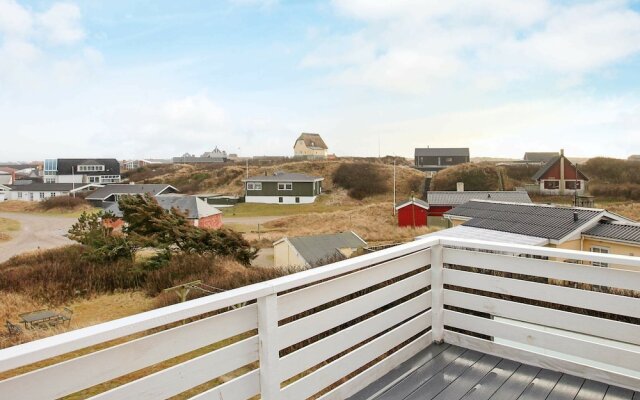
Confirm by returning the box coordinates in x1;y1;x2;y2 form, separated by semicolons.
2;183;101;202
243;172;323;204
43;159;121;184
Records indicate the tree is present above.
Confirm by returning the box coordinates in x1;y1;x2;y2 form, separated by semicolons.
68;211;135;262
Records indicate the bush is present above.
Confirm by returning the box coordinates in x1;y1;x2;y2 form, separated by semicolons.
582;157;640;184
430;163;503;191
333;163;389;200
589;183;640;200
38;196;88;210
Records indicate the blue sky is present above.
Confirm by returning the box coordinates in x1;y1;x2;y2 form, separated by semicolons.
1;0;640;161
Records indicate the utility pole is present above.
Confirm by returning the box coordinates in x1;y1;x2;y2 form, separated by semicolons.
393;157;397;215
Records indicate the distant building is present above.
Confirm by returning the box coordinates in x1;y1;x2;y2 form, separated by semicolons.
294;133;328;159
414;148;470;175
43;159;121;184
425;186;532;218
0;168;14;185
122;159;172;170
1;183;100;202
104;195;223;230
532;149;588;195
629;155;640;162
273;231;366;268
243;172;323;204
173;147;227;164
523;152;559;164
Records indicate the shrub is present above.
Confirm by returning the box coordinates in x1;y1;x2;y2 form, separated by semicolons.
38;196;88;210
582;157;640;184
430;163;502;191
333;163;389;200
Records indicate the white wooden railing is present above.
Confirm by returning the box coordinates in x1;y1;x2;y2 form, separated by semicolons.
0;237;639;399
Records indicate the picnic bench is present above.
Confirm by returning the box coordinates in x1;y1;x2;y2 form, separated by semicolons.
18;308;73;329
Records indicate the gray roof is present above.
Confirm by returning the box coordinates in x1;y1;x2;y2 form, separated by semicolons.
426;191;532;206
284;231;367;266
396;198;430;210
418;225;549;246
86;184;177;200
583;222;640;243
523;152;558;162
244;172;324;182
6;183;95;192
414;148;469;157
105;195;221;219
446;200;604;241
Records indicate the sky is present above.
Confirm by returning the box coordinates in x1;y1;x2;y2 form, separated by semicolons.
1;0;640;161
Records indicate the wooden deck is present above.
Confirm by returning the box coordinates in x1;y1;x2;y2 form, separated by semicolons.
351;343;640;400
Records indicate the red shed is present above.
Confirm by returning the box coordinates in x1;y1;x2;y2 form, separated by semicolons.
395;198;429;228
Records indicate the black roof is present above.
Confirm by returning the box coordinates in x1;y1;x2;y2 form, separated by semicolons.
7;183;93;192
523;152;558;162
447;200;603;240
56;159;120;176
415;148;469;157
244;172;323;182
86;184;177;200
584;222;640;243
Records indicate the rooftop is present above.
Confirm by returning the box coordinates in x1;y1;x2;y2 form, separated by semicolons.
415;148;470;157
296;133;328;150
523;152;558;162
584;221;640;244
105;195;221;219
85;184;177;200
426;191;532;206
280;231;367;266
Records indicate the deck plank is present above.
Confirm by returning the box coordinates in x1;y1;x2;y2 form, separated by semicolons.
460;359;521;400
546;374;585;400
488;364;541;400
432;354;502;400
517;369;562;399
574;380;608;400
604;386;635;400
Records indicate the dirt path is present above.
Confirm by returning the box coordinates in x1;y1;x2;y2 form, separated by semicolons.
0;212;76;263
223;216;281;225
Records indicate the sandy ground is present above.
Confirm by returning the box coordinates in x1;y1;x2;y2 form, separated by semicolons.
252;247;274;268
0;212;75;262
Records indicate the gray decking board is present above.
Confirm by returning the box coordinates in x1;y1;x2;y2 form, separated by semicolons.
352;344;640;400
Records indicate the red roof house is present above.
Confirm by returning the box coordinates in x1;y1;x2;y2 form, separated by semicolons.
395;198;429;228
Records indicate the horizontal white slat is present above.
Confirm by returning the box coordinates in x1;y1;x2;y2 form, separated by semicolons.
89;336;258;400
444;310;640;373
444;268;640;319
438;237;640;268
279;250;430;319
318;331;433;400
281;311;430;400
443;248;640;291
444;290;640;346
444;331;640;393
0;238;439;374
280;292;432;380
278;271;429;350
0;305;257;399
189;370;259;400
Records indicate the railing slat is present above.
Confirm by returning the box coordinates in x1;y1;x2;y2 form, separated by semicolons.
89;336;258;400
444;290;640;346
0;305;257;399
444;310;640;373
280;311;431;400
443;331;640;392
444;248;640;291
444;268;640;319
278;249;430;319
278;270;428;350
188;370;259;400
280;292;432;381
317;331;433;400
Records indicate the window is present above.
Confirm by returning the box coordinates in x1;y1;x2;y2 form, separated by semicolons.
278;182;293;191
445;157;453;162
565;181;581;190
50;193;56;197
17;192;22;199
39;192;45;199
88;176;100;183
78;165;105;172
544;180;559;189
591;246;609;267
279;197;283;203
247;182;262;191
295;197;300;203
44;177;55;183
100;175;121;183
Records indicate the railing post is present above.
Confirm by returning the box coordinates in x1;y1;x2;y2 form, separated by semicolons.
431;243;444;343
258;293;280;399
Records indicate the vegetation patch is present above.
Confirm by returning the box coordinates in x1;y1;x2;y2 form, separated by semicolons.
333;163;390;200
0;217;20;242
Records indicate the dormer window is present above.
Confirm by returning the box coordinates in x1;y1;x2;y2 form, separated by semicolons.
78;165;105;172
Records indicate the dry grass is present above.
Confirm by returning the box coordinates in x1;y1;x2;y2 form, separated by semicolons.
254;202;440;245
0;200;97;217
0;216;20;242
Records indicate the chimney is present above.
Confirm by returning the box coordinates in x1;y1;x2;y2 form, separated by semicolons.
573;211;579;222
559;149;565;195
560;149;565;157
456;182;464;192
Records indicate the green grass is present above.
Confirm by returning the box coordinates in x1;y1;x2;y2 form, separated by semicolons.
221;197;356;217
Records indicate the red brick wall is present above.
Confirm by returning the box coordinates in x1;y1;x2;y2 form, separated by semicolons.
197;214;223;229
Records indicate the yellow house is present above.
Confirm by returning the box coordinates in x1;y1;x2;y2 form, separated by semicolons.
293;133;328;159
274;231;366;268
442;200;640;271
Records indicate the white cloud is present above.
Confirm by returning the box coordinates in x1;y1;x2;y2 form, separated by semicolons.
0;0;33;37
37;2;84;44
306;0;640;93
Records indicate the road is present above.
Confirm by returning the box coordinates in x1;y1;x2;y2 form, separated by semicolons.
0;212;76;263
